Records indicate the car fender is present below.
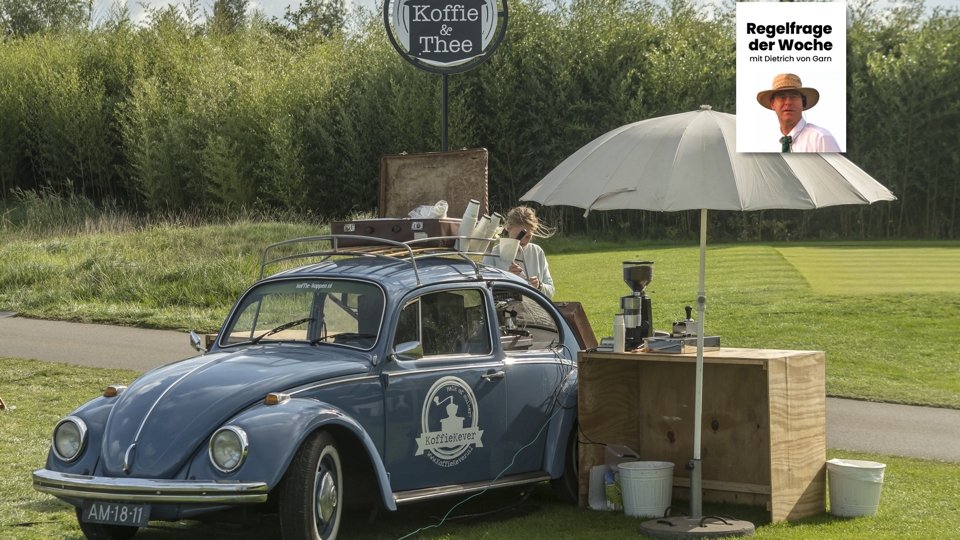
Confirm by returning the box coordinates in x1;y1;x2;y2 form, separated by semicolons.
188;397;396;511
541;369;578;479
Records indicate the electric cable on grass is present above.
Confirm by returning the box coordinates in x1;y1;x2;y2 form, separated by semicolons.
428;487;534;523
398;350;578;540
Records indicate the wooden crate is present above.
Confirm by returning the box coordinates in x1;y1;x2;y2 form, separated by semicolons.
577;348;826;522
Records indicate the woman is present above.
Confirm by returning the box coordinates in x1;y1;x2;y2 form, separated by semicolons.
483;206;555;298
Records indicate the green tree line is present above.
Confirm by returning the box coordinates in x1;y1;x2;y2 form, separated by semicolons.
0;0;957;240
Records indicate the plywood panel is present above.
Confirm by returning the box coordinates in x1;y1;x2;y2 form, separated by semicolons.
576;354;641;506
768;351;826;521
638;362;771;487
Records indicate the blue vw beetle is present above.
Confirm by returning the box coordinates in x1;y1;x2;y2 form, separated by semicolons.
33;236;581;540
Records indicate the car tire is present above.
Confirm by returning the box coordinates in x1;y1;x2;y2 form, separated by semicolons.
550;422;579;505
74;508;139;540
279;430;343;540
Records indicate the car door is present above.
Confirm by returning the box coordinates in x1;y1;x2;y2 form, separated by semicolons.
381;287;508;491
492;285;575;474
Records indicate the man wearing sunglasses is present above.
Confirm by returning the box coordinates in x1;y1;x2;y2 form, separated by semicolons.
757;73;841;153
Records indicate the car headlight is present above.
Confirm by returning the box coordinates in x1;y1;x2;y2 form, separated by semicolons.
209;426;248;473
52;417;87;462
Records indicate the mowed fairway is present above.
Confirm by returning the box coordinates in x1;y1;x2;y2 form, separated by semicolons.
548;241;960;408
777;244;960;295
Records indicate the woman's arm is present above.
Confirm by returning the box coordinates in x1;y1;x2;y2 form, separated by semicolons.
534;245;555;299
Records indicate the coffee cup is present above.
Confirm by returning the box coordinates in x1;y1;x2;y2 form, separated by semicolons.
497;238;520;270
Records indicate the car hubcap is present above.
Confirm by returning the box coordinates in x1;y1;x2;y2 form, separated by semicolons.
315;470;337;525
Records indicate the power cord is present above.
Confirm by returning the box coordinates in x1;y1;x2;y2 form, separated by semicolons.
549;344;577;410
427;486;534;523
578;421;606;447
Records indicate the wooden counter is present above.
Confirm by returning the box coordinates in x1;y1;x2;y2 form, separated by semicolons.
577;348;826;522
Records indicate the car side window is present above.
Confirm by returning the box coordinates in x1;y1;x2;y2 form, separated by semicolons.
394;289;491;357
493;287;561;351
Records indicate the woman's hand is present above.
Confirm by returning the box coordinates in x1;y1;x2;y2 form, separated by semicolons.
508;262;523;275
528;276;542;290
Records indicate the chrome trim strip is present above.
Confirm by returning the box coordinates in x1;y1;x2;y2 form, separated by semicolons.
503;358;576;366
32;470;268;504
123;444;135;474
385;362;505;379
393;471;551;505
290;375;381;397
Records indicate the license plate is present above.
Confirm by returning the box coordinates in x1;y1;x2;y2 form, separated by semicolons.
81;501;150;527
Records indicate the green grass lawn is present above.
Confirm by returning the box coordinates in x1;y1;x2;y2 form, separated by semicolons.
0;221;328;331
0;224;958;407
547;240;960;408
3;357;959;540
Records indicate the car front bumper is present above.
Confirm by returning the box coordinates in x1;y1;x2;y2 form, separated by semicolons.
32;469;269;504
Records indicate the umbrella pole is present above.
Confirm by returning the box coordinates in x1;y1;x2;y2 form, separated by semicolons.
691;208;707;518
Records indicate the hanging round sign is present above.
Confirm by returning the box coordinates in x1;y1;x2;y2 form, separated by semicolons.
384;0;508;74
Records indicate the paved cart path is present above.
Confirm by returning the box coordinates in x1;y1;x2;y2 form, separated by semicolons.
0;315;196;373
3;315;959;462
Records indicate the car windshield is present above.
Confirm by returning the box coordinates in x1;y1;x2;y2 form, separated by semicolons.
221;279;385;350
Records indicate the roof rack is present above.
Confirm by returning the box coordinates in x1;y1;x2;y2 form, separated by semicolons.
259;235;499;286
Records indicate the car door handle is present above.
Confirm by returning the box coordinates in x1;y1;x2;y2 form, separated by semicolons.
481;371;505;380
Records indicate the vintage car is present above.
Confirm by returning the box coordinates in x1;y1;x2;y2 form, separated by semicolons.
33;236;581;540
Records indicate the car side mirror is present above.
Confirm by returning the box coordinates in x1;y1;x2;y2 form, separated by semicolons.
189;331;208;353
392;341;423;361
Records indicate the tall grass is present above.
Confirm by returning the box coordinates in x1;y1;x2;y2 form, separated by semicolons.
0;190;340;330
0;1;956;239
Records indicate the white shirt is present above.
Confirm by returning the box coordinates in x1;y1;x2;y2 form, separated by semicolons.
482;242;555;299
781;118;841;153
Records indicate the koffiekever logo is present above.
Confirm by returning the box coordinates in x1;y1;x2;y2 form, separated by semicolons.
415;376;484;467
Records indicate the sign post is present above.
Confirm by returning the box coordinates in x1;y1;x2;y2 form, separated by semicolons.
384;0;508;151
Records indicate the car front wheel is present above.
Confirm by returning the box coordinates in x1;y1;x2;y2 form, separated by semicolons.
279;431;343;540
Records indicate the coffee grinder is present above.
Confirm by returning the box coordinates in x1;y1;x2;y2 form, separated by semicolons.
620;261;654;349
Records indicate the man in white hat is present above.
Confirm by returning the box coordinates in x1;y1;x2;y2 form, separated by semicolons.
757;73;840;153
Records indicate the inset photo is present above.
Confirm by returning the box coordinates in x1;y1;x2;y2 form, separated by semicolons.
739;71;846;153
735;1;847;153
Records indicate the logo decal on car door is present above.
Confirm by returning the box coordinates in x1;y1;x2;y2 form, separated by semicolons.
415;376;484;467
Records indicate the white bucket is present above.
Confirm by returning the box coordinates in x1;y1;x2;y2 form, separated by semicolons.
618;461;674;518
827;458;886;517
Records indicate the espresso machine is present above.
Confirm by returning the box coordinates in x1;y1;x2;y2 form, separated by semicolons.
620;261;654;349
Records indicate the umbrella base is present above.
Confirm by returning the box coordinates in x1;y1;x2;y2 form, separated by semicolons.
639;516;755;539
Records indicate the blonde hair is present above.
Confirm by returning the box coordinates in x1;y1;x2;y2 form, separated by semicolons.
504;206;555;239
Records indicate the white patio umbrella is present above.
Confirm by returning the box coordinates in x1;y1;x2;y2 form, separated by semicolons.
521;106;895;523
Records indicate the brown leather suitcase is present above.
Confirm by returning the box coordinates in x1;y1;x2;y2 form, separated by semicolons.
331;218;461;247
379;149;488;219
552;301;598;350
331;149;487;248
